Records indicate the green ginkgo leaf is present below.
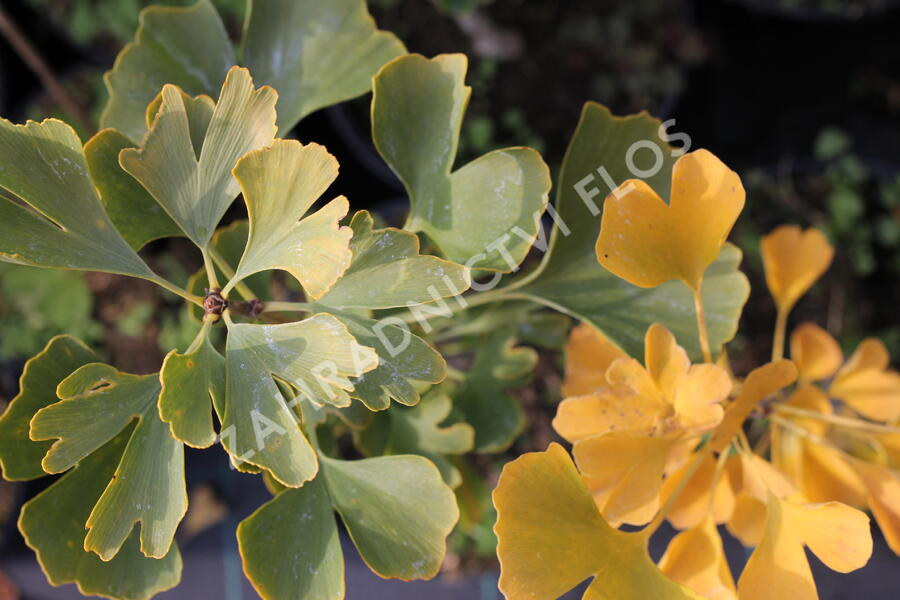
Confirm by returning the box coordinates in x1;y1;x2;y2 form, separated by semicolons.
84;128;182;250
221;315;378;487
19;429;183;600
103;0;403;140
120;66;278;248
30;363;187;560
355;390;474;487
159;321;225;448
515;103;750;359
0;118;156;279
101;0;236;141
372;54;551;271
243;0;406;133
0;335;97;481
318;211;471;309
238;453;458;600
226;139;352;300
452;329;535;453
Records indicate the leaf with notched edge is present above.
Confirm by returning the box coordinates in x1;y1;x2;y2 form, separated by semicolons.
0;336;97;481
30;363;187;560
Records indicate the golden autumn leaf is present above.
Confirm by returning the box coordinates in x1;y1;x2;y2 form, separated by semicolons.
493;443;702;600
659;452;736;530
596;149;745;291
853;459;900;555
658;516;737;600
561;322;628;397
760;226;834;314
830;338;900;422
790;322;843;383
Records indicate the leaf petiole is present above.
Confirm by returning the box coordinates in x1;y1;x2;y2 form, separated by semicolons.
692;286;713;363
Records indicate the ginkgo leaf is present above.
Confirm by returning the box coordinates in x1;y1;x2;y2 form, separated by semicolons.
101;0;235;141
561;322;628;396
238;454;458;600
493;443;702;600
790;322;843;383
84;128;182;250
120;67;278;248
658;516;737;600
354;390;475;486
596;149;745;291
553;388;661;443
760;226;834;314
159;322;225;448
830;338;900;422
0;335;97;481
659;453;737;530
516;103;749;360
30;363;187;560
453;329;535;452
18;430;182;600
853;459;900;555
318;211;470;309
372;53;551;271
0;118;156;279
243;0;406;133
221;315;377;487
737;494;871;600
227;139;351;299
329;312;447;410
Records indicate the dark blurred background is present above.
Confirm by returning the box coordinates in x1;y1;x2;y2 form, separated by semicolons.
0;0;899;598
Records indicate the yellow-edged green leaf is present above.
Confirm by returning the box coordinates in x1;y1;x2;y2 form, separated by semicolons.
517;103;749;360
0;119;155;278
30;364;187;560
238;475;343;600
319;211;471;309
453;330;534;453
372;54;551;271
355;390;474;487
19;429;182;600
101;0;236;141
159;322;225;448
120;67;277;248
227;139;351;300
243;0;405;132
84;128;182;250
493;443;702;600
0;336;97;481
321;454;458;580
221;315;377;487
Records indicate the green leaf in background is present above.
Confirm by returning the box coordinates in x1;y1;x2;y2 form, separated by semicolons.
0;119;156;279
84;128;182;250
239;453;458;600
228;140;351;299
30;364;187;560
516;103;749;359
0;336;97;481
452;329;535;453
121;67;278;248
103;0;403;139
159;322;225;448
243;0;406;133
19;429;182;600
221;315;377;487
355;390;474;487
318;211;471;309
101;0;236;141
237;476;343;600
372;53;551;271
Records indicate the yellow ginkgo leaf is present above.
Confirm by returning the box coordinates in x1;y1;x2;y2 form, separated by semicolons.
659;516;738;600
760;226;834;314
727;452;796;547
830;338;900;422
596;149;745;291
573;431;680;526
737;494;872;600
790;322;843;383
660;452;736;530
853;459;900;555
796;442;867;507
493;443;702;600
552;389;662;443
562;322;627;396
